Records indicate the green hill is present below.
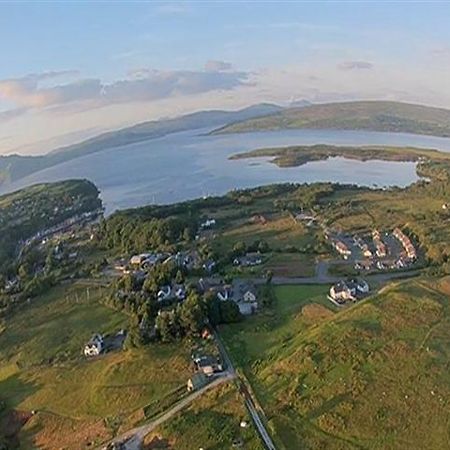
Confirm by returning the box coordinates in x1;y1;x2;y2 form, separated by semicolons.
221;279;450;449
214;100;450;137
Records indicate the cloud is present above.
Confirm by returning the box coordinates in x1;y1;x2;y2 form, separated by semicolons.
204;60;233;72
338;60;374;71
0;66;250;115
0;107;27;123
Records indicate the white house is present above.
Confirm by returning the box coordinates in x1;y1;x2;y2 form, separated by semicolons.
201;218;216;229
84;334;104;357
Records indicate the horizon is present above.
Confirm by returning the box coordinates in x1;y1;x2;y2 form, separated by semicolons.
2;1;450;155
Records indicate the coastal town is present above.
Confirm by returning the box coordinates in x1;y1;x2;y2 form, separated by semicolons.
0;179;436;450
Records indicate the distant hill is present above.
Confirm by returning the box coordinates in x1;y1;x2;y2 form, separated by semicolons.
0;103;283;187
213;100;450;137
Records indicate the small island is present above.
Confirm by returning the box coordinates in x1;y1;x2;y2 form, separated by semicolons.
230;144;450;179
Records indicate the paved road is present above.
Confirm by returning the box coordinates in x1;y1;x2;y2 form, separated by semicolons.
214;330;277;450
102;372;234;450
254;266;421;286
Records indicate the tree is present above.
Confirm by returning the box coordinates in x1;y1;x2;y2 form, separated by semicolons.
204;292;221;325
156;310;182;342
232;241;247;257
219;301;242;323
179;292;206;336
125;316;145;348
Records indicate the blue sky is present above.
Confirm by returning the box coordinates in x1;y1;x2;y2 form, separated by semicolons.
1;1;450;154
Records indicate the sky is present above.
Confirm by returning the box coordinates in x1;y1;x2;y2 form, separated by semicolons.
2;1;450;155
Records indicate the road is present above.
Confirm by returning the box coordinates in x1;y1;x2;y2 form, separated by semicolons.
102;372;234;450
254;261;421;286
214;330;277;450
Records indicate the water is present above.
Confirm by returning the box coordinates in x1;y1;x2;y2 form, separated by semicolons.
4;127;450;214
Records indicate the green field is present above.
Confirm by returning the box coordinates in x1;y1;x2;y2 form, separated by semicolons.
0;282;193;449
221;278;450;449
220;285;332;376
145;383;264;450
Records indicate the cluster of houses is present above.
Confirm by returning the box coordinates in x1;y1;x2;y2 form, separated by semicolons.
393;228;416;260
328;279;370;306
330;227;417;273
198;277;258;315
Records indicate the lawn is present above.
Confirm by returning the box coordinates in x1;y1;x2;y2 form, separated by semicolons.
144;382;264;450
0;282;193;449
265;252;316;277
222;277;450;449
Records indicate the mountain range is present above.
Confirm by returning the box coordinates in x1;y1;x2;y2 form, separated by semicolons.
3;100;450;187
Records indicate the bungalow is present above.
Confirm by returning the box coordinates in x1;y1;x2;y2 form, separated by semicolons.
84;334;104;357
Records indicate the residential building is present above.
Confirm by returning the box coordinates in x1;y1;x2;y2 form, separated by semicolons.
84;334;104;357
393;228;417;260
332;240;351;259
187;373;208;392
328;279;369;306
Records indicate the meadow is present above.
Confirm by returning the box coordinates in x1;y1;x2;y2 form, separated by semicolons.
0;282;193;449
221;278;450;449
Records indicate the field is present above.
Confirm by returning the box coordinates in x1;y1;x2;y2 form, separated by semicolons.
218;213;317;250
144;383;264;450
220;284;333;378
0;282;193;449
221;278;450;449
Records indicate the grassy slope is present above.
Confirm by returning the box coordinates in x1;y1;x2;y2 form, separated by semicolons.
221;279;450;450
145;383;264;450
215;101;450;137
0;282;192;449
